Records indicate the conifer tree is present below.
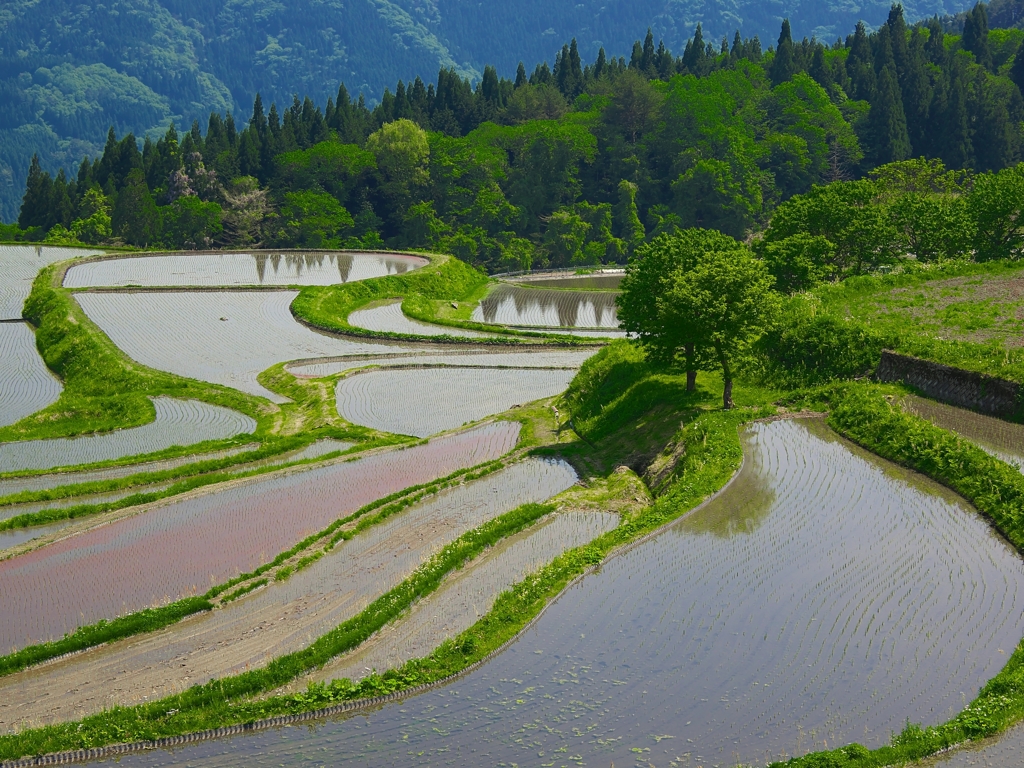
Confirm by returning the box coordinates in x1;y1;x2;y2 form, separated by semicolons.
867;63;912;165
1010;43;1024;96
18;154;52;230
515;62;528;88
771;19;797;86
941;66;974;169
682;24;706;74
963;3;993;70
846;22;875;100
112;169;160;246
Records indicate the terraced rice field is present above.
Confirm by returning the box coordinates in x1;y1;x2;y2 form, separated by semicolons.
63;252;427;288
903;396;1024;468
109;418;1024;767
287;348;596;378
510;271;623;290
292;509;618;689
335;366;576;437
0;457;577;729
472;283;620;328
75;291;422;401
0;398;256;474
0;421;520;650
0;245;101;320
0;323;62;428
0;444;258;498
348;300;490;338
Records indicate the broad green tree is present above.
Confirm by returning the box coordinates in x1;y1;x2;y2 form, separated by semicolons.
618;228;744;389
276;190;354;247
661;248;780;408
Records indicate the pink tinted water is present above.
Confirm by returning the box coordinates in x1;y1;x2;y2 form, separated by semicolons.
0;421;519;651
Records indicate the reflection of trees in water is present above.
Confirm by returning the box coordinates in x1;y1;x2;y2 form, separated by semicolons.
249;253;419;284
477;285;619;327
680;431;777;539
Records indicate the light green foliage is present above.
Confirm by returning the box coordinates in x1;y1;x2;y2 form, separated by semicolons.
70;189;113;245
162;196;223;249
366;119;431;218
967;164;1024;261
661;246;780;406
274;140;376;206
618;228;745;371
276;190;354;248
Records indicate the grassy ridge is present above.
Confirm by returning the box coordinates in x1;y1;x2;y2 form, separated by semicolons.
767;383;1024;767
291;252;594;344
1;265;274;443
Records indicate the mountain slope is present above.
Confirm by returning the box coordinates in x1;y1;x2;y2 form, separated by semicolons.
0;0;977;222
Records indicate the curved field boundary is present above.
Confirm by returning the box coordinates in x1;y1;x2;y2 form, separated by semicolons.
0;398;256;474
0;423;750;768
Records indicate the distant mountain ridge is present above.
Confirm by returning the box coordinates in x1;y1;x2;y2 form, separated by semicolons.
0;0;976;221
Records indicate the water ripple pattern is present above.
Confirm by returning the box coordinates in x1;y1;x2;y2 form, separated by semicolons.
904;395;1024;470
95;418;1024;768
0;398;256;474
298;509;619;689
64;252;427;288
920;721;1024;766
75;291;423;401
0;323;62;428
336;366;576;437
471;283;620;328
0;421;520;650
0;457;574;729
0;245;101;320
288;348;597;378
510;272;623;290
348;300;489;338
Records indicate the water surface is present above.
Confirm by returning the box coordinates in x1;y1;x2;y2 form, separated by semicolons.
903;396;1024;469
64;252;426;288
97;418;1024;767
336;367;575;437
511;272;623;290
0;398;256;474
0;245;101;320
288;349;595;378
472;284;620;329
348;300;489;338
0;322;62;427
76;291;423;401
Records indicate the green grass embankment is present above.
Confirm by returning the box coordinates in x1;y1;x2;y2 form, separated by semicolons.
758;259;1024;390
0;265;275;443
767;382;1024;768
290;252;595;345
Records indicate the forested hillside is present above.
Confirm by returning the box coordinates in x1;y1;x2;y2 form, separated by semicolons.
7;4;1024;280
0;0;977;222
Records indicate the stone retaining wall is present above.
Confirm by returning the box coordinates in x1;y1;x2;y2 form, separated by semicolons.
875;350;1021;420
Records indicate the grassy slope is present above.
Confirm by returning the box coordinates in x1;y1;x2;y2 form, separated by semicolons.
815;259;1024;385
0;264;275;443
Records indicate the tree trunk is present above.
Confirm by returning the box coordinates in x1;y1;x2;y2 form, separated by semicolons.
721;352;734;409
685;344;696;392
687;369;697;392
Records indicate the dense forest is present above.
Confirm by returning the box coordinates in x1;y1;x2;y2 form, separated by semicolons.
0;0;977;222
6;3;1024;277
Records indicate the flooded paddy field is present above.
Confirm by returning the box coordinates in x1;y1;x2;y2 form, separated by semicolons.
75;291;422;401
293;509;619;690
0;444;258;498
509;271;624;290
0;245;101;320
0;457;576;730
0;323;62;428
63;252;427;289
0;520;77;557
348;300;490;338
288;348;596;378
0;398;256;474
903;396;1024;468
471;283;620;329
0;422;519;651
99;418;1024;767
335;366;576;437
